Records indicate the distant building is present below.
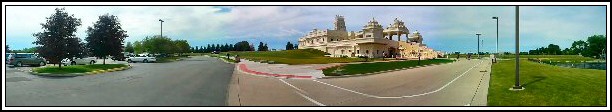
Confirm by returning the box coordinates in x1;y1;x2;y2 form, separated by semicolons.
298;15;443;59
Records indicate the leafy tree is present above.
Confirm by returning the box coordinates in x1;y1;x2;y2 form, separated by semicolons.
286;42;293;50
585;35;606;58
546;44;561;55
294;44;299;50
142;35;173;55
258;42;265;51
133;41;144;54
570;40;588;55
33;8;82;68
234;41;251;51
174;40;190;56
66;37;87;58
125;42;134;53
85;14;128;64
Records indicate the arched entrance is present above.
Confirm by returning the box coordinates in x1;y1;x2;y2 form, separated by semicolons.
388;47;396;58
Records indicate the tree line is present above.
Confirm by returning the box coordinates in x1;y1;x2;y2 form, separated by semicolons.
189;41;300;53
32;8;128;68
125;35;191;56
527;35;606;58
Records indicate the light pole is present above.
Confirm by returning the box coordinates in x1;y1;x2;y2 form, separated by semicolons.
492;16;499;63
511;6;524;91
476;33;482;59
159;19;164;37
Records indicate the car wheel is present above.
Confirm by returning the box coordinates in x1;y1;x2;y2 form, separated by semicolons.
71;61;76;65
39;61;46;66
127;59;132;63
90;60;95;65
143;59;148;63
16;62;22;67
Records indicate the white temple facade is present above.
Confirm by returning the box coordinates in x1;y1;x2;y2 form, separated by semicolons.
298;15;443;59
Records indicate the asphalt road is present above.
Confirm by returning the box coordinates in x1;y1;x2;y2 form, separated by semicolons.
5;56;235;106
228;58;492;106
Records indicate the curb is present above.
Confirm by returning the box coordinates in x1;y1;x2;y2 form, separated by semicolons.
30;64;132;76
321;61;456;79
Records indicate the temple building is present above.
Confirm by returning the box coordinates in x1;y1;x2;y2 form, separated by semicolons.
298;15;443;59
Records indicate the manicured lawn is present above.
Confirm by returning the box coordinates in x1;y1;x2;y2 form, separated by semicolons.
34;64;128;75
488;59;606;106
225;49;381;65
323;59;455;76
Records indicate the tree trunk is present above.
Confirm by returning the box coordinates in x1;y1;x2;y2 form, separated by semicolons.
103;57;106;65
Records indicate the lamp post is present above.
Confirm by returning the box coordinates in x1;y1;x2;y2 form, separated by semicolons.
511;6;524;91
159;19;164;37
492;16;499;63
476;33;482;59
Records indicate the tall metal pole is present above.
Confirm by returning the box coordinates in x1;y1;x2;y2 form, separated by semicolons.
476;33;481;59
159;19;164;37
512;6;524;90
493;16;499;63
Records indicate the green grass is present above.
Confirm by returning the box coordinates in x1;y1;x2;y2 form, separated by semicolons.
33;64;127;75
224;49;380;65
488;59;606;106
323;59;455;76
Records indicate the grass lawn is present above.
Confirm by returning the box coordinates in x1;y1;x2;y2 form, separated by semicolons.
224;49;381;65
323;59;455;76
34;64;128;75
488;59;606;106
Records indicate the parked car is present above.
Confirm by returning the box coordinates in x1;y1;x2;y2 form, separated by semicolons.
127;54;156;63
7;53;47;67
61;57;97;66
212;51;220;54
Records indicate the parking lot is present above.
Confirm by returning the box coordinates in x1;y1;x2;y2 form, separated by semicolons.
5;56;235;106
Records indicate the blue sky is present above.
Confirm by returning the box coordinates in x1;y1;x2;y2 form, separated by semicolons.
5;6;607;53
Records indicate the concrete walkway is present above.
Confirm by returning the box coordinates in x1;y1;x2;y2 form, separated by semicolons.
237;59;331;79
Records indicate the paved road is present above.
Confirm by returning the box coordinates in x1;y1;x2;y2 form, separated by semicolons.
228;58;492;106
5;56;235;106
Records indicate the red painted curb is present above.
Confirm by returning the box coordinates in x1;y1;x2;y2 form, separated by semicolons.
239;64;313;79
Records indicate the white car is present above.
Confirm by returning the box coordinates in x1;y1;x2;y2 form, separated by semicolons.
127;55;156;63
62;57;97;65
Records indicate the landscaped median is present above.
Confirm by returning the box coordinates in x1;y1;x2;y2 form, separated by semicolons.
322;59;455;76
31;64;131;77
206;54;238;63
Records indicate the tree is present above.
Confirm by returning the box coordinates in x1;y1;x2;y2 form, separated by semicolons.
585;35;606;58
546;44;561;55
234;41;251;51
174;40;190;56
66;37;86;58
229;44;234;51
133;41;144;54
286;42;294;50
85;14;128;64
125;42;134;53
263;43;269;51
258;42;265;51
142;35;173;55
294;44;299;50
33;8;82;69
570;40;588;55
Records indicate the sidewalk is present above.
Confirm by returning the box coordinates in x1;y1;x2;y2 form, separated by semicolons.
237;59;328;79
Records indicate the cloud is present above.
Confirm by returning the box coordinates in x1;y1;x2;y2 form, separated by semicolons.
5;6;606;53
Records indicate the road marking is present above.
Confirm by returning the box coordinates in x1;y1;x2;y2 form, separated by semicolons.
279;79;307;94
467;63;490;106
278;79;325;106
312;60;484;99
295;91;326;106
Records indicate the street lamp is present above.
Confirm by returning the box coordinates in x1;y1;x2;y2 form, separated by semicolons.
511;6;524;91
476;33;482;59
159;19;164;37
492;16;499;63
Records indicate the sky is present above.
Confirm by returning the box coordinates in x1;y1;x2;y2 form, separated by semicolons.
5;6;607;53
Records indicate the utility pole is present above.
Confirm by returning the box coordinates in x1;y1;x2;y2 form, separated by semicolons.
476;33;482;59
159;19;164;37
511;6;524;91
